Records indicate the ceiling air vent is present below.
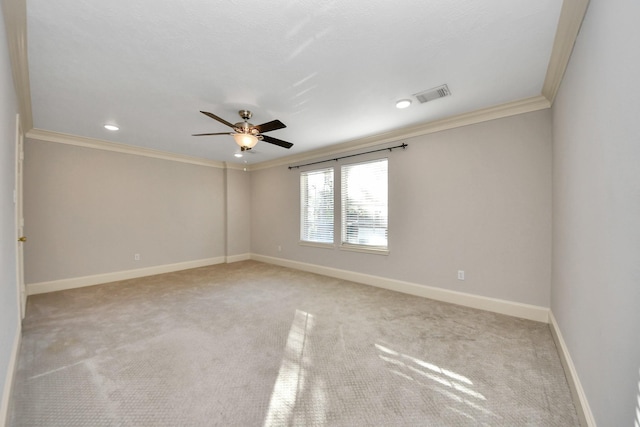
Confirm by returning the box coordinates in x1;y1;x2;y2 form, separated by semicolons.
414;84;451;103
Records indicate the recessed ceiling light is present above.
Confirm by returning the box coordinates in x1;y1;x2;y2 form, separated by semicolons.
234;153;243;158
395;99;412;109
104;124;119;131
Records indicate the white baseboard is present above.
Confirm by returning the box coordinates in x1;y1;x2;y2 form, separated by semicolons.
1;321;21;427
26;257;226;295
548;311;596;427
251;254;549;323
226;253;251;263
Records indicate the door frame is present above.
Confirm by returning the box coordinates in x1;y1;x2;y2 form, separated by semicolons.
14;113;25;319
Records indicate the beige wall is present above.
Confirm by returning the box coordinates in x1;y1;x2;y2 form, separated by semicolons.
0;2;20;415
23;140;226;284
251;109;552;307
551;0;640;424
225;167;251;257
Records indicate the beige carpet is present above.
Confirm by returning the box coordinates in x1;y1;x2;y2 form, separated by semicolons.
8;261;579;426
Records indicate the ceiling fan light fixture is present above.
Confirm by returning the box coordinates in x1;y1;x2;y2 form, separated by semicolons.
232;133;259;149
395;99;412;109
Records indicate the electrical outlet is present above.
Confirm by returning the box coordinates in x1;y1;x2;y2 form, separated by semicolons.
457;270;465;280
134;253;141;261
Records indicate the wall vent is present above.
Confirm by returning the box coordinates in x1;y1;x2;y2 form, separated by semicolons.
414;84;451;103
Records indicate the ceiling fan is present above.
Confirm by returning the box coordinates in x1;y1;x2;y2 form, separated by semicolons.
193;110;294;151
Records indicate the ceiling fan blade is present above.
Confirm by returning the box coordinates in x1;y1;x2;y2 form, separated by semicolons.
192;132;232;136
262;134;293;149
200;111;235;128
254;119;286;134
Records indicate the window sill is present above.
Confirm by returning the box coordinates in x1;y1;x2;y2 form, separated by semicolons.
299;241;335;249
339;244;389;255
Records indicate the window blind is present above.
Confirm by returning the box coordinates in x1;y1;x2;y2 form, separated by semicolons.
300;168;334;244
341;159;388;249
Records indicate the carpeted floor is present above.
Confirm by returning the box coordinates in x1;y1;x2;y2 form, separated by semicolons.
8;261;579;426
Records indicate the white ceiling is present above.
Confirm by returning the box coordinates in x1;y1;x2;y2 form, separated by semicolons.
25;0;563;165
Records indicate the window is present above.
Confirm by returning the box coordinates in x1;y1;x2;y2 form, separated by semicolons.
300;168;334;244
341;159;388;251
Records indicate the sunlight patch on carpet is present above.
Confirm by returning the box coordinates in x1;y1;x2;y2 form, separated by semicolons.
264;309;327;426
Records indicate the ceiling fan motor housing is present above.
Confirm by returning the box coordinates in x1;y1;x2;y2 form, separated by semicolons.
235;110;260;135
234;120;261;136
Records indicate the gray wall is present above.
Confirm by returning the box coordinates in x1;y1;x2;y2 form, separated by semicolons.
23;140;226;284
551;0;640;425
0;2;19;416
252;110;552;307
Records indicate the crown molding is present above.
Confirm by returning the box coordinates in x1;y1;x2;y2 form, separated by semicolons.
2;0;33;131
251;95;551;171
542;0;590;104
26;128;226;168
224;162;248;171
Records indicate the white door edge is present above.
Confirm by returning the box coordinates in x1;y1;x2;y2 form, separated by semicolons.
14;113;26;319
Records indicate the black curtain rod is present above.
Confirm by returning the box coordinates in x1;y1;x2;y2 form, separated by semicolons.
288;143;408;170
